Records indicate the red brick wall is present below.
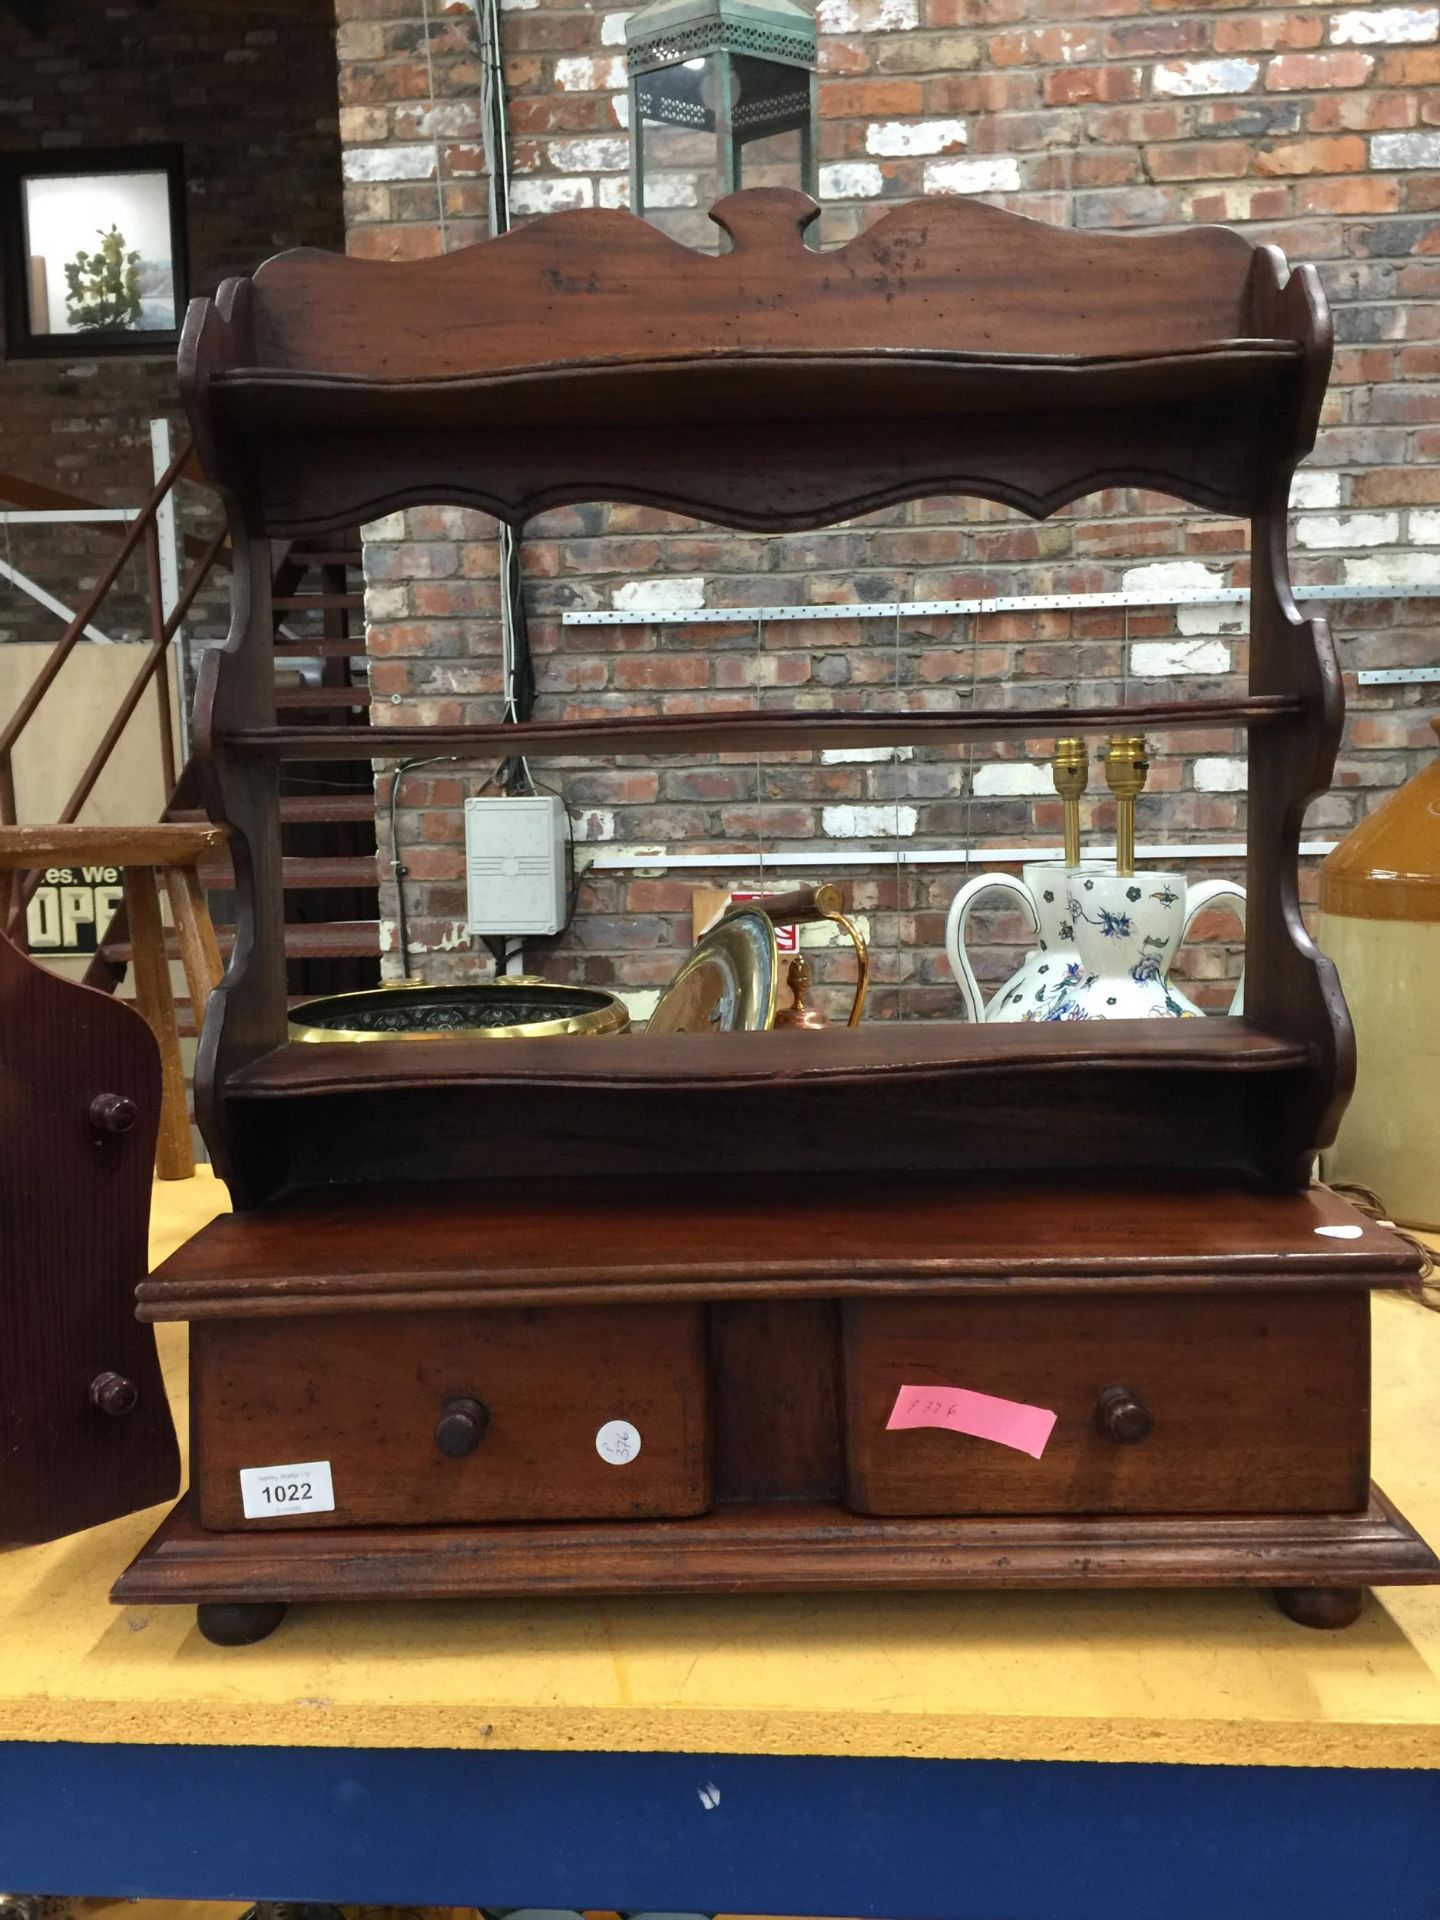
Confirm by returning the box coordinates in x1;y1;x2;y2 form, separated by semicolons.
0;0;344;650
343;0;1440;1020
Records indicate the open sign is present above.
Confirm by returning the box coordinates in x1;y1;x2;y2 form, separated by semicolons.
26;865;124;955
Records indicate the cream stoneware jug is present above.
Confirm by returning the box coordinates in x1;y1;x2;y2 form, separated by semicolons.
946;862;1245;1022
1318;715;1440;1228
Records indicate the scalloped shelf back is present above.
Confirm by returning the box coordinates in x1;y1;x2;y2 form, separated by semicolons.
181;189;1331;534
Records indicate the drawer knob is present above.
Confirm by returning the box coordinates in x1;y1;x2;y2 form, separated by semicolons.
90;1371;138;1417
435;1396;489;1458
89;1092;137;1134
1095;1384;1152;1445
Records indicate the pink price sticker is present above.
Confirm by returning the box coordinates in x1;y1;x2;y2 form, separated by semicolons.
886;1383;1058;1460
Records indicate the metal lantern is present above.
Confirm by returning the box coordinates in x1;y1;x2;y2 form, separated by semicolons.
625;0;818;226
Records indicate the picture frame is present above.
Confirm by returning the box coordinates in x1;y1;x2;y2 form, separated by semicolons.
0;145;188;359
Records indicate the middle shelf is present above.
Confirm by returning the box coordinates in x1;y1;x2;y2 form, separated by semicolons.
224;696;1303;762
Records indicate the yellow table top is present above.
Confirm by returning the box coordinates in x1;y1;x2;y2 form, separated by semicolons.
2;1169;1439;1770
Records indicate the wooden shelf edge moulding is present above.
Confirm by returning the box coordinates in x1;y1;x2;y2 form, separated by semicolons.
113;1489;1440;1607
227;698;1306;763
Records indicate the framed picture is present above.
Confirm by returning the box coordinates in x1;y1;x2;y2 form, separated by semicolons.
0;145;188;358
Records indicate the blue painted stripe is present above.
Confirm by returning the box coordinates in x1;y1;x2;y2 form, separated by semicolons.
0;1744;1437;1919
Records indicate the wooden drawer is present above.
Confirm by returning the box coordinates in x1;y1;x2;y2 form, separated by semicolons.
842;1292;1369;1517
194;1305;710;1529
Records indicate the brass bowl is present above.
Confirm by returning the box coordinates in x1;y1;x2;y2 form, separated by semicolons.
288;977;630;1043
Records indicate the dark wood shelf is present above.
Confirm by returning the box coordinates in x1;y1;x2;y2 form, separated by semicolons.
229;1017;1310;1101
136;1171;1414;1323
228;697;1302;763
101;196;1418;1635
212;339;1304;439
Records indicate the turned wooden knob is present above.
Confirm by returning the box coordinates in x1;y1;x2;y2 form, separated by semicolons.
89;1092;137;1133
435;1396;489;1458
1095;1384;1152;1444
90;1371;138;1417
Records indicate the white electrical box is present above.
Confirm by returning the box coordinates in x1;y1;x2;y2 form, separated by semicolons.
464;794;568;936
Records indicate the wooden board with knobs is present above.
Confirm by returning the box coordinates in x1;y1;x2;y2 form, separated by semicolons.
0;933;179;1545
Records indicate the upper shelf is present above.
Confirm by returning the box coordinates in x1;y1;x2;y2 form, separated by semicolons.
182;191;1331;534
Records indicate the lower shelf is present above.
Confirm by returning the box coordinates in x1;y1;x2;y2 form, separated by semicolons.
115;1485;1440;1610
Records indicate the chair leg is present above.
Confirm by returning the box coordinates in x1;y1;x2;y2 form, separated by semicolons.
124;866;194;1181
164;862;223;1034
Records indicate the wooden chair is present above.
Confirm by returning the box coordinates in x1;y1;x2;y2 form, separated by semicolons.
0;823;226;1179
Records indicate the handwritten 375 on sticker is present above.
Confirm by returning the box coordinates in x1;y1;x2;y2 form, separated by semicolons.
886;1384;1058;1460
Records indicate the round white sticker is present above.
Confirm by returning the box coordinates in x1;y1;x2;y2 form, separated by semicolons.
595;1419;642;1466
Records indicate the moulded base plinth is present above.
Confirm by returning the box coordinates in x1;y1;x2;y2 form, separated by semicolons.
113;1485;1440;1643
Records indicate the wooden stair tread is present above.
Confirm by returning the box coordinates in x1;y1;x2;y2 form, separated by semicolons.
101;919;381;963
228;1017;1309;1100
170;796;375;825
275;793;376;823
274;686;372;710
271;639;365;657
173;992;330;1038
271;593;365;611
135;1172;1416;1322
198;853;379;890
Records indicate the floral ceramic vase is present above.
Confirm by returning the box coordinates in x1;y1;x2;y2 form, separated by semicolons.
946;860;1098;1022
946;863;1246;1022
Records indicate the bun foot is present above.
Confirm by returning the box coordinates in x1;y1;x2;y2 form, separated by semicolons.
197;1601;289;1646
1274;1585;1365;1630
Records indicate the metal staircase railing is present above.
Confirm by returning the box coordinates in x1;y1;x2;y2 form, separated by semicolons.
0;440;228;932
0;466;379;1007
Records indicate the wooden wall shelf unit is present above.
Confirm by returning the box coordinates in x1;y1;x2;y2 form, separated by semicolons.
112;189;1439;1642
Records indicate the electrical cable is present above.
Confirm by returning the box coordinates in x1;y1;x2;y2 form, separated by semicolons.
389;0;538;989
474;0;513;238
754;615;766;888
1326;1180;1438;1310
496;519;536;795
468;0;536;795
418;0;450;256
893;604;902;1019
386;754;499;979
271;771;379;791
